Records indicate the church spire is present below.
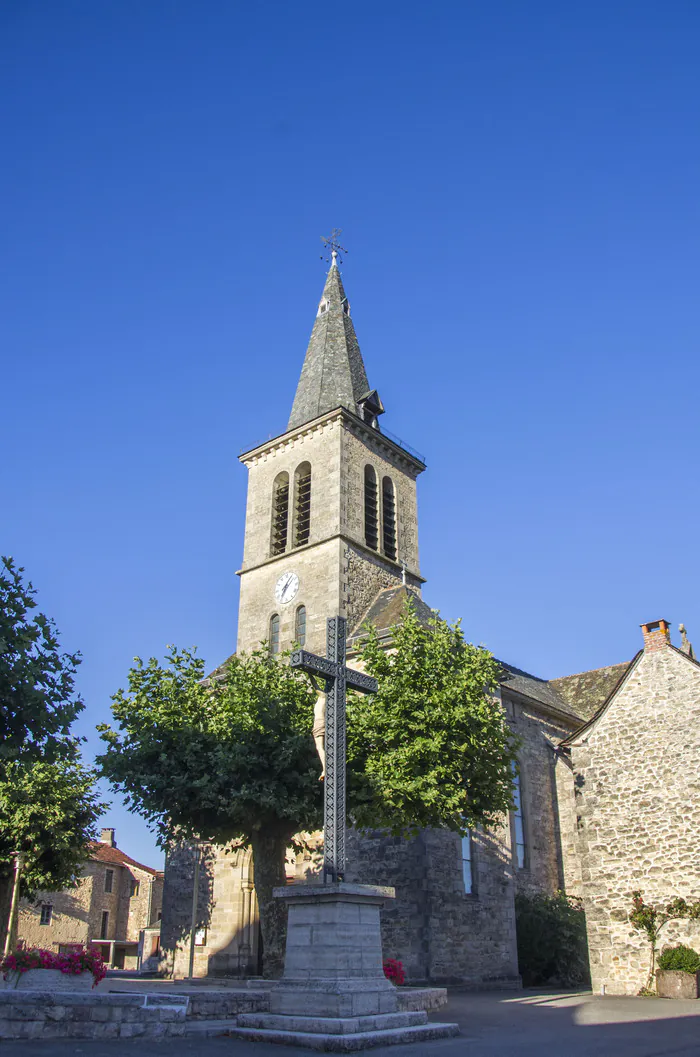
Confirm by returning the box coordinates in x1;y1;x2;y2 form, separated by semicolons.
287;255;382;432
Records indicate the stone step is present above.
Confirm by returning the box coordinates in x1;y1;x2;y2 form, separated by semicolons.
237;1011;428;1034
224;1021;460;1051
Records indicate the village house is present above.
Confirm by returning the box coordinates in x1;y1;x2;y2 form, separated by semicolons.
18;828;163;971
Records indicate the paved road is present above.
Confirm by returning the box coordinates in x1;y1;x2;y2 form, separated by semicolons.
3;989;700;1056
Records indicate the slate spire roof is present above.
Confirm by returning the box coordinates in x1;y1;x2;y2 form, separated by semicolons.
288;259;373;431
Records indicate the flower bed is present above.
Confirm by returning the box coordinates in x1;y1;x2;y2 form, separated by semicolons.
383;958;406;985
1;946;106;990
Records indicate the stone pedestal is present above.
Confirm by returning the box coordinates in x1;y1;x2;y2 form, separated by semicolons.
229;883;459;1050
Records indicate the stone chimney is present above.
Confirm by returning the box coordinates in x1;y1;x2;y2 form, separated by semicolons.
640;620;671;652
100;827;116;847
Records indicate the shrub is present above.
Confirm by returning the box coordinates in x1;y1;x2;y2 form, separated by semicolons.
515;891;590;987
1;945;107;986
657;945;700;974
383;958;405;985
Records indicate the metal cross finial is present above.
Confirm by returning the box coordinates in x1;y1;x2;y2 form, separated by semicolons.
320;229;348;267
291;617;377;883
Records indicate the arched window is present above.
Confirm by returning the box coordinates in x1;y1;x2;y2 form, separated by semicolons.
269;613;280;655
271;472;290;556
461;831;475;895
295;605;306;646
512;762;527;869
294;462;311;547
382;476;397;560
364;465;378;550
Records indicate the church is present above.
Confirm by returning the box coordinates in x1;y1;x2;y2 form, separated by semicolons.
160;252;700;996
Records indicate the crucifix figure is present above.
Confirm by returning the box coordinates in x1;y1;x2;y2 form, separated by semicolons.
291;616;377;883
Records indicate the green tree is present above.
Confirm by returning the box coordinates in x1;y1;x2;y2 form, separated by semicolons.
0;759;106;952
0;557;92;949
97;646;321;976
0;557;83;764
349;603;517;833
99;603;518;976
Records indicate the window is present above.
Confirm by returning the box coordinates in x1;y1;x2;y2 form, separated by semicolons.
104;869;114;893
364;465;378;550
461;833;475;895
129;879;140;898
294;462;311;547
271;472;290;556
269;613;280;655
295;605;306;646
382;476;397;560
40;904;53;926
100;911;109;939
512;763;527;869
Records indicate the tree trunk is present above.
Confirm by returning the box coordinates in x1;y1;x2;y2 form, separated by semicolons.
249;827;293;979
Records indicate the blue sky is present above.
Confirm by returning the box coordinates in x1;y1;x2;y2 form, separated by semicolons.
2;1;698;868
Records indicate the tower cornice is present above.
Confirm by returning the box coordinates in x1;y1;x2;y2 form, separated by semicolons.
239;406;425;477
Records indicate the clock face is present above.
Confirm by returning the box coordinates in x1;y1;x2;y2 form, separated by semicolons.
274;571;299;605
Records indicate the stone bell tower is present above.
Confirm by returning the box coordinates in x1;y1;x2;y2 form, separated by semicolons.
236;251;426;657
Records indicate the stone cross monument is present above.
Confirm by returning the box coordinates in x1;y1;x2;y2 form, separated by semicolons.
230;615;459;1047
290;616;377;883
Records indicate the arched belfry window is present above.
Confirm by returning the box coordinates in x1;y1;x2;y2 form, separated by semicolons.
294;462;312;547
382;476;397;561
269;614;280;655
364;465;378;550
271;472;290;556
295;605;306;646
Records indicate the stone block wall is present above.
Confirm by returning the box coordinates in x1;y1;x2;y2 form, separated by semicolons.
569;645;700;994
505;696;576;898
345;824;519;987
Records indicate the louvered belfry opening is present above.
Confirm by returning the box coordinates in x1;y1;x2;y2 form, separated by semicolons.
364;465;378;550
271;472;290;556
382;476;397;560
294;462;312;547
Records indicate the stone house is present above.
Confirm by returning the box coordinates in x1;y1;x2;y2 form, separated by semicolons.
19;828;164;970
555;620;700;994
159;255;698;992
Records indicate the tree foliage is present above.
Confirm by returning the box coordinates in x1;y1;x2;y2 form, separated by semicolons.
0;557;83;765
515;891;590;987
97;646;321;975
98;646;321;846
98;601;519;975
348;603;518;834
0;760;106;894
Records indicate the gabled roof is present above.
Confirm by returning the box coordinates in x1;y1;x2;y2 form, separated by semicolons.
561;642;700;748
348;585;436;644
287;262;372;430
90;841;160;877
550;661;632;720
497;661;582;718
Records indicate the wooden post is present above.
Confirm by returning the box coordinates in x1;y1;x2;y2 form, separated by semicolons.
3;852;24;958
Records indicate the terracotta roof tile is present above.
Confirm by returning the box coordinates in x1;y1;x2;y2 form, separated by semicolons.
90;842;160;876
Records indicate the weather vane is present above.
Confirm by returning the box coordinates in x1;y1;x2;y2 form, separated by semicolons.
320;229;348;266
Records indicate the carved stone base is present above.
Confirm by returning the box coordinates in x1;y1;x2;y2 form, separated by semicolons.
226;882;459;1048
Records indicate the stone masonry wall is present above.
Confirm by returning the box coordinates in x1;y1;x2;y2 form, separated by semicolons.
505;697;577;898
239;416;342;574
570;646;700;994
345;823;519;987
340;422;422;579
